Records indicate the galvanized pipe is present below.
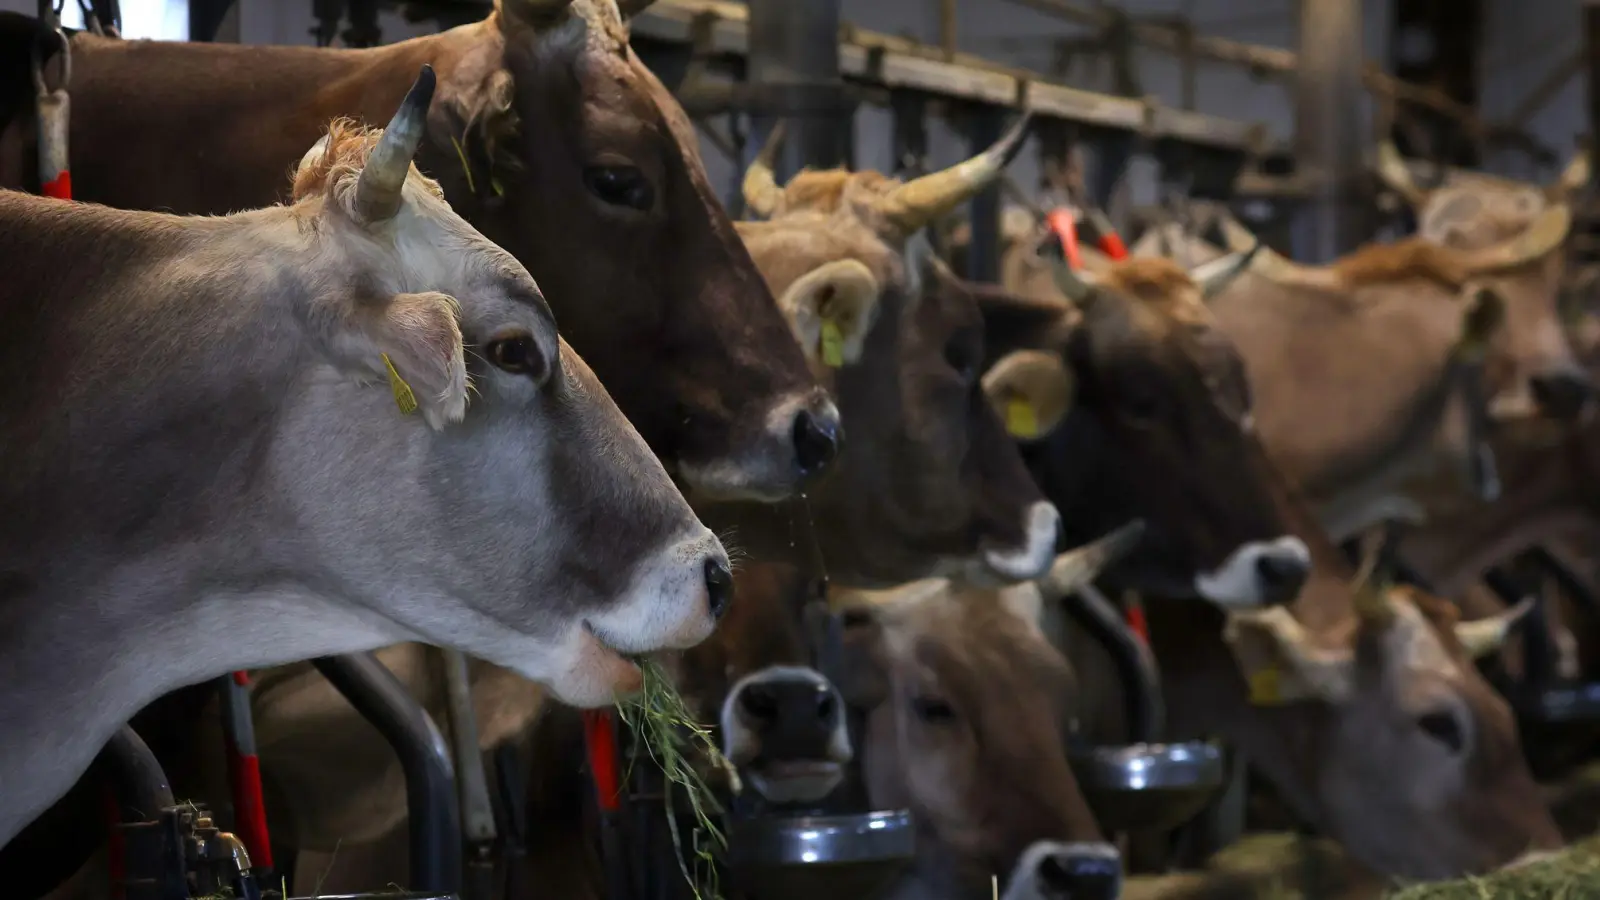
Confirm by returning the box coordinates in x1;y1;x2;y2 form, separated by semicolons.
747;0;849;176
1294;0;1369;262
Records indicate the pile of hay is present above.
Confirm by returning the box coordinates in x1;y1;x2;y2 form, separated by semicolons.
1387;835;1600;899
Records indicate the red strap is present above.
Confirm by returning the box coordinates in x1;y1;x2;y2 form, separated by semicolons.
41;170;70;200
1125;603;1149;641
1096;231;1128;261
1045;208;1083;271
227;754;274;869
582;709;623;812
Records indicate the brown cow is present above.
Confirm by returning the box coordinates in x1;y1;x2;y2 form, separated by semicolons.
1375;142;1594;423
709;121;1066;587
1128;214;1566;541
0;0;835;501
990;238;1313;608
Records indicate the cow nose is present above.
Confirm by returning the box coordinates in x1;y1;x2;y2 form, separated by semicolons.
1530;370;1594;420
1032;843;1123;900
737;676;841;734
792;405;841;479
1255;551;1310;605
704;557;732;622
739;682;779;725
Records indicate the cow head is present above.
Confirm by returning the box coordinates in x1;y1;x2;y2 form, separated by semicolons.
664;563;852;806
987;239;1311;607
432;0;838;502
1377;142;1594;426
1219;587;1561;879
287;67;729;707
718;120;1062;586
831;545;1120;897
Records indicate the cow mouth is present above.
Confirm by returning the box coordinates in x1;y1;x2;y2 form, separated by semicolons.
583;621;645;680
746;759;845;804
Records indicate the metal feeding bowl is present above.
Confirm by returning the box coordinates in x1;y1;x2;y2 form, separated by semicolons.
291;894;456;899
1069;741;1226;832
726;810;916;900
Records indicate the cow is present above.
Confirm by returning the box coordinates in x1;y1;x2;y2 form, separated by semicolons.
982;233;1312;608
714;119;1066;587
1375;141;1594;424
0;68;731;850
827;539;1135;900
0;0;835;502
1126;211;1574;541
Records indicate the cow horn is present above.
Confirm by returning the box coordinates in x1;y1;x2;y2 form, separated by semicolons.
878;113;1033;233
1465;203;1573;272
1038;520;1146;597
1376;140;1429;209
743;121;787;219
1550;148;1591;201
355;65;437;225
1190;243;1261;299
1047;252;1096;304
1455;597;1535;660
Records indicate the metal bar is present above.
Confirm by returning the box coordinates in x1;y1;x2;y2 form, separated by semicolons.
1060;585;1165;743
188;0;239;42
313;653;463;895
439;648;497;900
1587;0;1600;180
939;0;957;61
100;726;177;821
748;0;847;175
1294;0;1369;262
1507;49;1584;129
890;90;929;176
965;104;1004;284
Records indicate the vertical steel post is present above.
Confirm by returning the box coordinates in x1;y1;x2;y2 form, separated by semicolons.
747;0;848;178
1294;0;1369;262
965;105;1005;283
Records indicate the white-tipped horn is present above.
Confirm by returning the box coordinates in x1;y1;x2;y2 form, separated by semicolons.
742;121;787;219
1038;520;1146;597
1376;140;1429;208
878;113;1033;233
355;64;438;225
1455;597;1536;660
1046;251;1095;304
1190;243;1261;300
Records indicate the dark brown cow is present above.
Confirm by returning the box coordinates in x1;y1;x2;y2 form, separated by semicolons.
0;0;834;501
990;241;1312;608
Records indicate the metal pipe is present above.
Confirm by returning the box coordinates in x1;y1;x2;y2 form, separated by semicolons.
1059;584;1164;743
100;726;176;822
939;0;957;62
1586;0;1600;178
965;104;1005;284
1294;0;1369;262
313;652;463;894
747;0;848;176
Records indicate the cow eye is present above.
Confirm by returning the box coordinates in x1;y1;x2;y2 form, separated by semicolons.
911;695;957;723
583;166;655;211
487;334;547;380
945;339;980;383
1417;710;1468;755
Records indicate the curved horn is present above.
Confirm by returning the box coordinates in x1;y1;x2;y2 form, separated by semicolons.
1376;140;1429;209
1465;203;1573;273
1455;597;1536;660
1550;147;1591;201
1038;520;1146;597
1047;251;1095;304
355;64;437;225
879;113;1033;233
742;121;787;219
1190;243;1261;300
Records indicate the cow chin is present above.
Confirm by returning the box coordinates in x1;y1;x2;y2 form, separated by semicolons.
1192;536;1312;608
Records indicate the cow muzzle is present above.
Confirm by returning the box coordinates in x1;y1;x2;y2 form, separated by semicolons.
721;666;853;805
1001;841;1123;900
678;391;843;503
1193;536;1311;608
1529;368;1595;421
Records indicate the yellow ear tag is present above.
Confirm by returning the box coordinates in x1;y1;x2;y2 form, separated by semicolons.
382;353;419;416
820;319;845;368
1248;665;1283;706
1006;396;1039;439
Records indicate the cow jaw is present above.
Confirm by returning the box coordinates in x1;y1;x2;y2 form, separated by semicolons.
1193;535;1312;608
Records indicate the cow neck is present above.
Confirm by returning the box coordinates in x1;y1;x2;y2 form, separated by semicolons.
1245;434;1362;634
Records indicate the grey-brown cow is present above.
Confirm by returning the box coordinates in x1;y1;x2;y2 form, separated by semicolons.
0;70;728;849
0;0;834;502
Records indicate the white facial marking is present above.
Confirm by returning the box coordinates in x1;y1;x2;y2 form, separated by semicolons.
1193;536;1311;608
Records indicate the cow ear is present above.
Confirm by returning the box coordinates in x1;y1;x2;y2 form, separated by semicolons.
982;349;1075;441
311;290;470;431
1223;607;1355;706
776;260;883;368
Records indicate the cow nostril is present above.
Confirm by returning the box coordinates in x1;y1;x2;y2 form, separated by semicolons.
740;684;779;724
1035;848;1122;900
792;407;841;478
816;690;837;723
1254;552;1310;601
1530;372;1594;420
704;557;733;622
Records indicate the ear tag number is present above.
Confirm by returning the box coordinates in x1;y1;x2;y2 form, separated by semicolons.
383;353;419;416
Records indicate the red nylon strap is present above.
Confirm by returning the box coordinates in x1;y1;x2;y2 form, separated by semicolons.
227;754;274;869
41;170;71;199
582;709;623;812
1045;208;1083;271
1125;602;1149;642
